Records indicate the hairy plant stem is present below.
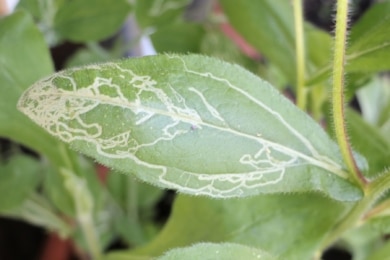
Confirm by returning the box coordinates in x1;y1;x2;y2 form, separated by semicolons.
332;0;367;187
293;0;307;110
317;169;390;256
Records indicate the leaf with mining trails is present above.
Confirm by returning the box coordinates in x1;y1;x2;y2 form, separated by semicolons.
157;242;277;260
17;54;364;200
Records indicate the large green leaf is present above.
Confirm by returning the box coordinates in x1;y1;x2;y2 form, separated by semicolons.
54;0;131;42
158;243;276;260
106;194;348;260
18;54;364;200
0;11;63;165
0;11;104;218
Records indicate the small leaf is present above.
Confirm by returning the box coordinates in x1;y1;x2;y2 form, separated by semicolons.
307;2;390;84
158;243;277;260
0;155;40;211
347;109;390;177
54;0;131;42
18;54;363;200
346;2;390;72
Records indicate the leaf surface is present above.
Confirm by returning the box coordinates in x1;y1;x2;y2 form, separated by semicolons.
0;11;64;165
18;54;363;200
0;155;40;211
54;0;131;42
307;2;390;84
219;0;296;83
107;194;348;260
347;109;390;177
157;242;276;260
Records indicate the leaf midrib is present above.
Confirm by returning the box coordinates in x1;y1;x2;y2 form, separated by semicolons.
52;91;347;179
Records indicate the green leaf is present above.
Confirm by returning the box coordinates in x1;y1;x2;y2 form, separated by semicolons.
107;171;163;210
135;0;191;29
54;0;131;42
346;2;390;72
151;22;205;53
347;109;390;177
342;215;390;260
157;242;277;260
367;240;390;260
200;30;260;74
307;2;390;84
18;54;363;201
0;11;65;165
107;194;348;259
0;155;40;211
219;0;296;83
106;171;164;245
44;155;103;216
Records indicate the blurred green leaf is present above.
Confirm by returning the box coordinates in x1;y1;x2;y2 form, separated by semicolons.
0;11;65;165
106;171;164;245
347;109;390;177
54;0;131;42
219;0;296;83
107;171;163;210
44;155;104;216
308;2;390;84
18;54;364;200
107;194;348;259
200;30;260;74
342;215;390;260
135;0;191;29
367;240;390;260
151;22;205;53
305;24;332;73
347;2;390;72
0;155;40;211
157;242;276;260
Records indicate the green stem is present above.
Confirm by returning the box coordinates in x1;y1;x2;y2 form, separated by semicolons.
332;0;367;187
293;0;307;110
78;214;102;260
317;169;390;255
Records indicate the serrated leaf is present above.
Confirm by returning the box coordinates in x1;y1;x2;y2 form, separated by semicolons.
54;0;131;42
18;54;363;200
107;194;348;260
157;242;277;260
